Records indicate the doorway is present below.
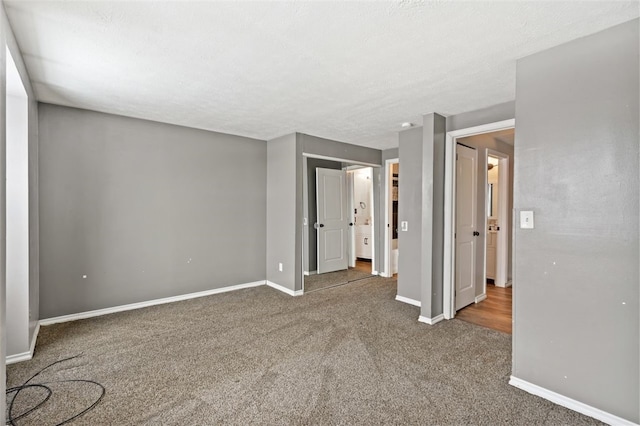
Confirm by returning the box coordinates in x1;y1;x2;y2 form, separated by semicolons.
443;120;515;325
383;159;399;278
302;156;379;293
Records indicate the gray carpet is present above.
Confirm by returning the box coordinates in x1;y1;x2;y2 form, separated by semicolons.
304;268;374;293
7;277;602;425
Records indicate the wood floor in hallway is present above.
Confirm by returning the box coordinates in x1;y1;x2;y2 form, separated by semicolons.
455;284;512;334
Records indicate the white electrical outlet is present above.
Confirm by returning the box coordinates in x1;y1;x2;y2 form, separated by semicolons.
278;263;283;272
401;221;408;232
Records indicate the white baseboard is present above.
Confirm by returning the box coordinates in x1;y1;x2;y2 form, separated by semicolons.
509;376;638;426
6;322;40;365
40;280;266;326
418;314;445;325
475;293;487;303
372;270;379;275
304;270;317;276
266;281;303;297
395;295;421;307
505;280;513;288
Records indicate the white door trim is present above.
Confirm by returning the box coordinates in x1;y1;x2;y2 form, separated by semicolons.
487;149;510;288
443;119;515;320
383;158;399;277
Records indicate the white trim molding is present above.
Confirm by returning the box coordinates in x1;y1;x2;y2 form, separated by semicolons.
6;322;40;365
509;376;638;426
266;281;304;297
40;280;266;326
395;295;421;307
443;118;516;321
418;314;445;325
475;294;487;303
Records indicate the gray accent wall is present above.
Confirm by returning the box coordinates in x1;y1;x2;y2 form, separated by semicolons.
397;126;423;303
446;101;515;132
39;104;267;318
426;114;446;318
396;115;446;319
266;133;298;291
513;19;639;423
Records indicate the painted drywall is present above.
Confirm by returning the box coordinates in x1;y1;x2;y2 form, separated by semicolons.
446;101;515;133
397;126;423;303
0;10;8;415
6;90;29;356
3;5;39;359
426;113;446;318
513;18;639;423
457;132;514;293
304;157;342;273
39;104;267;318
266;133;297;291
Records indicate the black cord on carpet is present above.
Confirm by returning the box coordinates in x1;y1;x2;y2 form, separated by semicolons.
5;355;106;426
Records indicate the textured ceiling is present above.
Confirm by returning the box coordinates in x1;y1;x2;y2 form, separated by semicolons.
5;1;639;149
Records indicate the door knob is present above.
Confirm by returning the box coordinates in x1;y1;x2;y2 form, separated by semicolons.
319;224;325;228
473;231;480;236
349;223;354;226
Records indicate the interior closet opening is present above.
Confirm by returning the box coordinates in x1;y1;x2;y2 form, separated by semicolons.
302;156;379;294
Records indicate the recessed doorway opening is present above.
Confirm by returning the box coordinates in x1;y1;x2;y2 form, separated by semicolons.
443;119;515;334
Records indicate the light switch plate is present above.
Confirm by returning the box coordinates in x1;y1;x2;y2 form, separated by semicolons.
520;211;534;229
401;221;408;232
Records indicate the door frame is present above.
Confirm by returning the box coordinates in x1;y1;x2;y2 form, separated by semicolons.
486;149;510;288
383;158;399;278
301;154;380;292
443;119;515;320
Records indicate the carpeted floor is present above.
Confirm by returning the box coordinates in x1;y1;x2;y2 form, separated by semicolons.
7;277;601;425
303;267;373;293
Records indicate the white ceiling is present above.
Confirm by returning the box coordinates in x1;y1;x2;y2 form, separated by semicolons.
5;1;638;149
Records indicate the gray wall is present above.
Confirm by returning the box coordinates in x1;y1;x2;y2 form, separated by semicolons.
426;114;446;318
397;126;423;303
446;101;515;132
304;157;342;272
513;19;639;423
266;133;298;291
39;104;266;318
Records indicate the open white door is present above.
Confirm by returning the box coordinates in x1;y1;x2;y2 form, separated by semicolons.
455;144;478;310
316;168;348;274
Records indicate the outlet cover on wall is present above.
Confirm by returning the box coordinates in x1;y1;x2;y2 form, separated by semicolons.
401;221;408;232
278;263;283;272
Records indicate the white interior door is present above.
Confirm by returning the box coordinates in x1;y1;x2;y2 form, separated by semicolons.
455;144;478;310
317;168;348;274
